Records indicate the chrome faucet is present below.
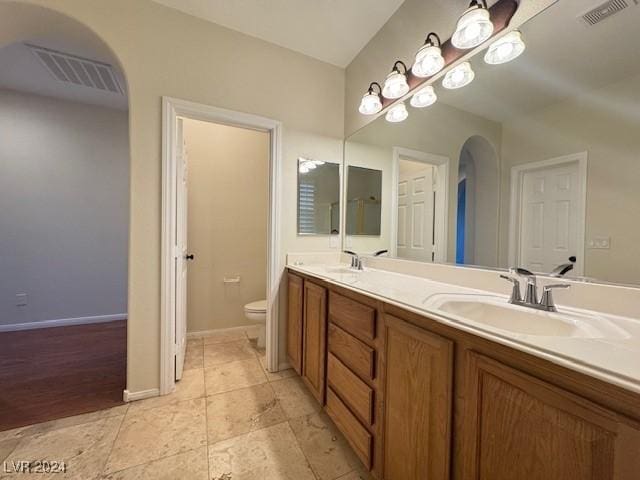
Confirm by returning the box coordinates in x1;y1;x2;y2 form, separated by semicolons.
344;250;363;270
500;268;570;312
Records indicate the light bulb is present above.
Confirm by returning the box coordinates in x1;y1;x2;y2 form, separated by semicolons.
413;44;445;78
299;165;309;174
359;91;382;115
442;62;475;89
385;102;408;123
305;161;317;170
382;69;409;99
410;85;437;108
452;3;494;49
484;30;525;64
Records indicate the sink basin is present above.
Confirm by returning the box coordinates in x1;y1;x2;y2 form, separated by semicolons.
323;266;361;275
431;296;628;339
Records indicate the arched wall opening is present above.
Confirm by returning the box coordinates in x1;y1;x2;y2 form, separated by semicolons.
456;135;500;268
0;1;131;427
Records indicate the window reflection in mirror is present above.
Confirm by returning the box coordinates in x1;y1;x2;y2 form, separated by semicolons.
297;158;340;235
342;0;640;287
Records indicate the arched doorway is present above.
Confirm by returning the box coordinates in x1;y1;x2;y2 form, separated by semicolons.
456;135;500;267
0;2;130;430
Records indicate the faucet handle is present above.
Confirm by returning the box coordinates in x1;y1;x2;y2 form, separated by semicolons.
500;274;522;303
540;284;570;311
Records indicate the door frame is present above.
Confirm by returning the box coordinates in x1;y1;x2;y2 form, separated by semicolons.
508;151;587;276
161;97;282;395
390;147;449;263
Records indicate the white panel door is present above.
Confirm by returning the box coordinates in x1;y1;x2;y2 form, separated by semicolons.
519;162;579;273
174;118;188;381
397;166;435;262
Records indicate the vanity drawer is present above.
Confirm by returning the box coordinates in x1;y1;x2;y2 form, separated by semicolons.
327;353;374;425
326;387;373;470
329;291;376;342
328;323;375;381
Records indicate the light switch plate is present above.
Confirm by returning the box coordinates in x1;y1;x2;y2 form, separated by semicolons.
587;236;611;249
16;293;27;306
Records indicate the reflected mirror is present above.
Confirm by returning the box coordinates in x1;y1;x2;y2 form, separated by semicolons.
343;0;640;286
297;158;340;235
346;166;382;236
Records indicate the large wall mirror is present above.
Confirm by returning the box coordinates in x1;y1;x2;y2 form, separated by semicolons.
343;0;640;287
297;158;340;235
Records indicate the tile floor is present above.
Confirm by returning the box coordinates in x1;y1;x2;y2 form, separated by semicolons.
0;328;371;480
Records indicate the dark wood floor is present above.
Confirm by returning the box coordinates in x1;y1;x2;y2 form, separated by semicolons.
0;320;126;431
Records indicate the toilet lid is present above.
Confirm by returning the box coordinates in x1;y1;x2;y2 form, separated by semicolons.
245;299;267;312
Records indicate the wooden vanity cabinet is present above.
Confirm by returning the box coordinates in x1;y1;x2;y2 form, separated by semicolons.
381;315;453;480
286;273;304;374
301;280;328;404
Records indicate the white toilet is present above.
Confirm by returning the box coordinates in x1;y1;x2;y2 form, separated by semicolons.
244;299;267;348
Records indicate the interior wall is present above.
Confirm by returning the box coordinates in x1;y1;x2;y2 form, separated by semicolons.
183;119;268;333
499;74;640;284
0;0;345;391
0;89;129;326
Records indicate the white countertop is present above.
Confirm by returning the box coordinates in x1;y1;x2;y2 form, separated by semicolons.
288;262;640;395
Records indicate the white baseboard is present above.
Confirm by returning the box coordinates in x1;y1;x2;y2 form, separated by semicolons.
0;314;127;333
123;388;160;402
187;324;255;338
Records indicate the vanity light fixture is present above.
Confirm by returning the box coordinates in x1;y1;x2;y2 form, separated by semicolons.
412;33;445;78
442;62;475;89
410;85;438;108
298;157;325;173
452;0;494;50
385;101;409;123
382;61;410;99
358;82;383;115
484;30;525;64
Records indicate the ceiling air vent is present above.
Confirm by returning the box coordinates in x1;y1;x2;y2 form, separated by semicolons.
581;0;636;26
27;44;124;94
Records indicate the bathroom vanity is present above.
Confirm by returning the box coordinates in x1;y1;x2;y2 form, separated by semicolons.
286;263;640;480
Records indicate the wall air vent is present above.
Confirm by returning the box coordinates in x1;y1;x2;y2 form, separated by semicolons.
581;0;636;26
27;44;124;94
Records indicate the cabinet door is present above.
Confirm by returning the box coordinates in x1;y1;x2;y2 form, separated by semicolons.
382;315;453;480
460;351;640;480
286;273;303;374
302;281;327;404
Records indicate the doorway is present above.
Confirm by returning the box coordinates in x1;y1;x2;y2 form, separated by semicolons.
391;147;449;263
161;97;282;395
509;152;587;275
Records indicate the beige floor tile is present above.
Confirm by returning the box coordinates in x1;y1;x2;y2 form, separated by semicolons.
208;422;316;480
204;358;267;396
1;415;123;480
0;439;19;463
0;404;129;442
206;383;286;444
104;398;206;474
128;369;205;413
289;412;361;480
202;330;248;345
183;345;204;371
203;340;256;368
257;353;296;382
270;377;321;419
335;471;373;480
101;447;208;480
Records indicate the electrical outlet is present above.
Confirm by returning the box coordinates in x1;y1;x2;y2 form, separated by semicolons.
15;293;27;306
587;236;611;249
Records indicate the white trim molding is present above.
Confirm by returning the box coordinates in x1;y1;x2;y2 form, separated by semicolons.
123;388;160;403
161;97;283;396
0;314;126;333
508;151;588;275
186;325;256;339
391;147;450;263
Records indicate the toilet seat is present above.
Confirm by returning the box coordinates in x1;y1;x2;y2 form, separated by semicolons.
244;299;267;313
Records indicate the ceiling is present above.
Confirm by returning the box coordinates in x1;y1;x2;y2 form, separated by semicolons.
150;0;406;67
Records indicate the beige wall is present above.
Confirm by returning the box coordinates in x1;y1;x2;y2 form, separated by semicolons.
344;0;557;137
499;74;640;284
0;0;344;392
0;89;128;325
183;119;268;333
